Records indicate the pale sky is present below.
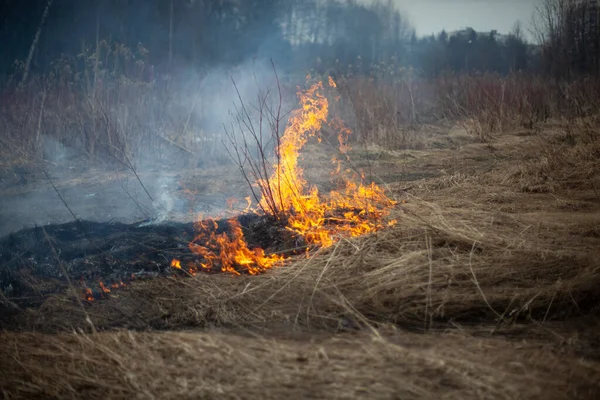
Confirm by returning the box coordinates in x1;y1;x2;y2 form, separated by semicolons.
389;0;539;40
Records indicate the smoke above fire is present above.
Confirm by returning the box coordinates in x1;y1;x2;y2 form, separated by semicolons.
0;60;289;237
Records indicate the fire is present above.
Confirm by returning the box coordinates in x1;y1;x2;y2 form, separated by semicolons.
171;258;201;276
110;281;126;289
99;281;111;294
257;80;329;217
188;218;284;275
80;280;128;301
171;259;182;269
175;77;396;275
83;287;94;302
256;77;396;248
243;197;252;213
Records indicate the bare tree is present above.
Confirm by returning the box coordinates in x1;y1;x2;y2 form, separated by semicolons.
532;0;600;77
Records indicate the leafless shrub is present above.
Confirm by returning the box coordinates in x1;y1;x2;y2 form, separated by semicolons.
0;42;224;169
223;62;289;218
334;65;439;148
331;68;599;150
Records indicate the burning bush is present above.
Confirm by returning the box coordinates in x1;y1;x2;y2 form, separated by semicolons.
177;76;397;275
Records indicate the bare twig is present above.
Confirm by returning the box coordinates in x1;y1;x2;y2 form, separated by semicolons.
91;97;154;203
224;68;291;220
35;89;47;149
20;0;54;87
104;142;154;203
42;169;78;222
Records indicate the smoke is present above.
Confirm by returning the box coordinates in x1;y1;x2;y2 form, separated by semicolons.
200;58;291;133
0;2;303;236
139;175;175;227
138;58;296;226
39;135;79;164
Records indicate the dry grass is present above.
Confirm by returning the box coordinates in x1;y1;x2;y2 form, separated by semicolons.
2;66;600;399
3;58;600;171
2;139;600;398
1;329;598;400
5;122;599;342
334;71;600;150
7;194;598;336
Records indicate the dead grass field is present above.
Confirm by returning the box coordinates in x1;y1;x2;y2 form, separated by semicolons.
1;121;599;399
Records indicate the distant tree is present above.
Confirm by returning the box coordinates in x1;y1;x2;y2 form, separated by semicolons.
410;30;418;45
505;21;529;71
532;0;600;77
438;30;448;43
0;0;546;83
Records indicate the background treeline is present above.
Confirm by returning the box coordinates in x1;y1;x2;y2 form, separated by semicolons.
1;0;599;168
2;0;599;79
0;0;594;81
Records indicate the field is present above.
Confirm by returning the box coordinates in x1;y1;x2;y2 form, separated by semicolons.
1;73;600;399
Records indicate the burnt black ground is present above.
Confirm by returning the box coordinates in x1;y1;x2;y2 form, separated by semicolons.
0;213;292;313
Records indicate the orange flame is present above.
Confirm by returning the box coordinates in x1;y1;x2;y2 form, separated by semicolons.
99;281;110;294
257;81;329;217
188;218;284;275
256;77;396;248
173;77;395;275
171;259;182;269
84;287;94;301
243;197;252;213
110;281;126;289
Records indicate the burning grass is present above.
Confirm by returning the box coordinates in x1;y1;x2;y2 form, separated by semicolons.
0;69;410;315
179;77;397;275
0;212;298;309
3;198;598;334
